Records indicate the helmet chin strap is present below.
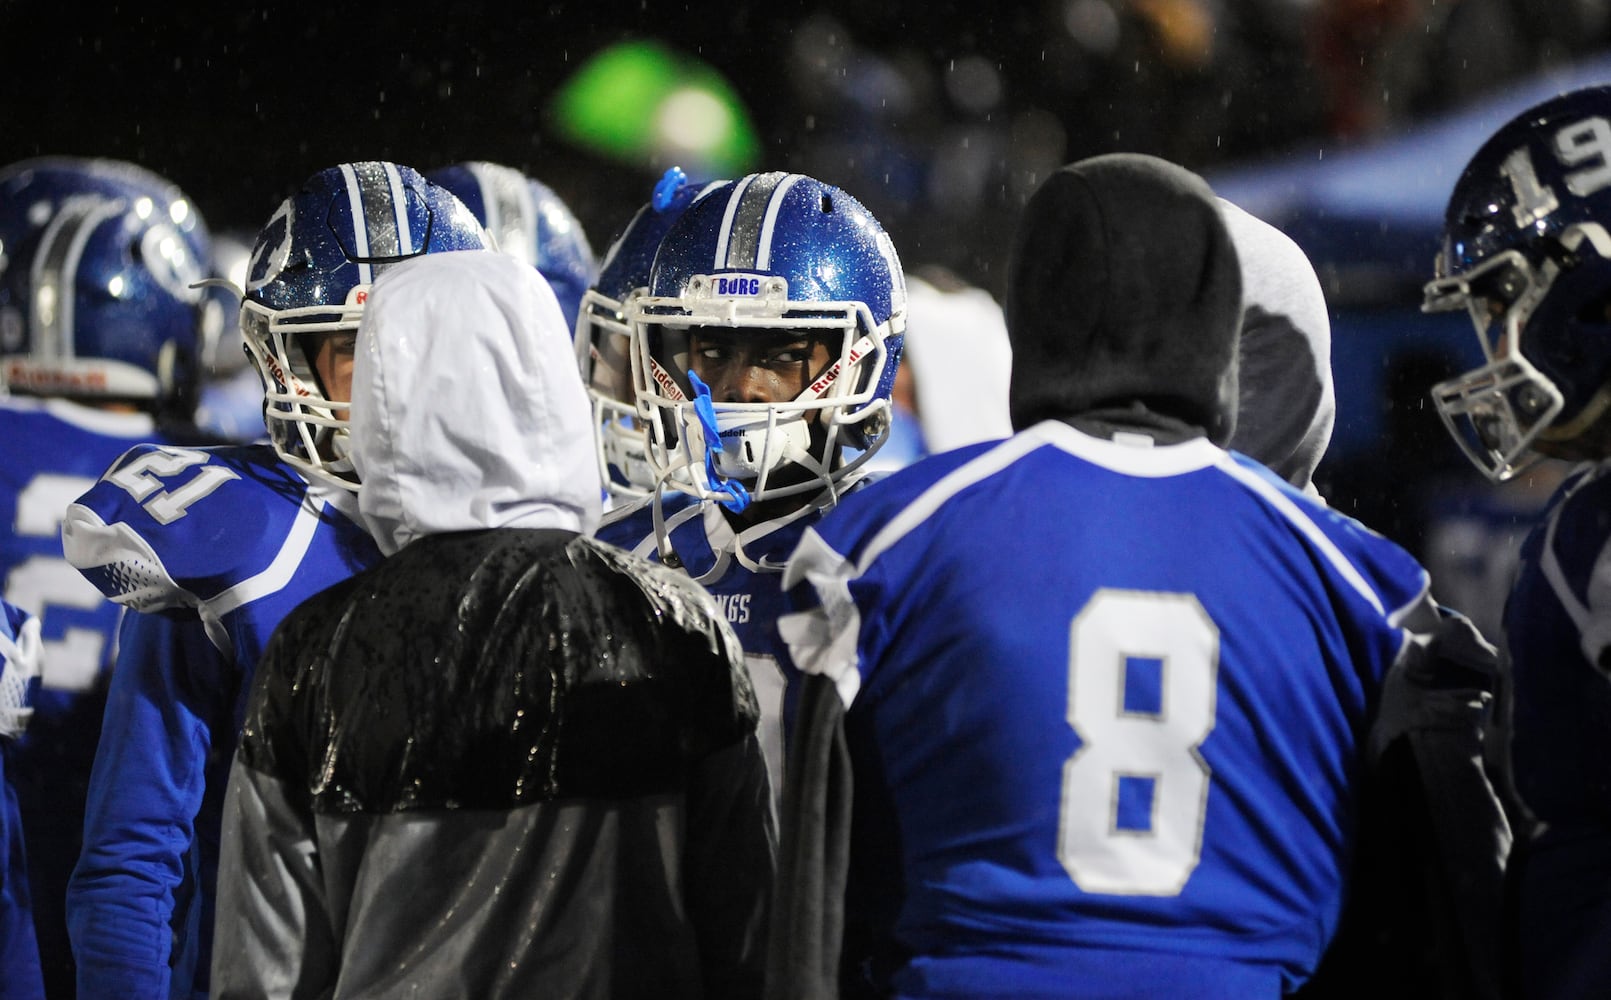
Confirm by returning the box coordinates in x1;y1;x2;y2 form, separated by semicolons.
687;370;753;513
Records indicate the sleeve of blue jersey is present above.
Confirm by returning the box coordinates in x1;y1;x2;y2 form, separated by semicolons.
1222;449;1431;620
68;609;233;997
780;447;995;702
68;444;262;603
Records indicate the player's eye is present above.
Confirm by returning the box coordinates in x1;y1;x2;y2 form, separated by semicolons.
766;342;814;366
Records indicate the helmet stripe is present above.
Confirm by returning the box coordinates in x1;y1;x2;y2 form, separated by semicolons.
723;171;788;270
30;194;125;363
470;162;537;268
755;174;803;271
337;163;374;285
381;161;415;258
712;173;757;270
358;162;402;260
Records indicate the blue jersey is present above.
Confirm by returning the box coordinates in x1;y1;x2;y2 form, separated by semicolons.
597;488;848;796
60;442;379;1000
1;599;45;1000
780;422;1430;998
0;397;185;997
1504;463;1611;997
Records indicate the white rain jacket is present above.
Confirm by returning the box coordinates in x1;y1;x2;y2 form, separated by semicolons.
211;251;774;1000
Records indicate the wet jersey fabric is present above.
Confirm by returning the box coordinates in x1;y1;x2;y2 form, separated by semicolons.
0;396;180;997
776;421;1432;998
597;485;861;795
60;442;379;1000
215;529;773;999
1506;463;1611;998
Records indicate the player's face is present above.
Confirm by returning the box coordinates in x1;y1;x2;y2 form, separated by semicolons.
686;327;831;405
312;331;358;406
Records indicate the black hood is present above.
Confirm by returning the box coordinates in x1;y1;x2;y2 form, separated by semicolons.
1005;153;1243;445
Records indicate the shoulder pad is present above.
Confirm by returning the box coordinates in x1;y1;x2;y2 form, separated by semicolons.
62;444;314;610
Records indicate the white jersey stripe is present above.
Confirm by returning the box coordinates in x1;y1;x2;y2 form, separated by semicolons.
831;420;1416;623
205;494;328;618
1214;455;1403;619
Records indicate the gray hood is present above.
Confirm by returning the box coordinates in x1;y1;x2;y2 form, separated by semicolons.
350;250;602;556
1220;199;1335;497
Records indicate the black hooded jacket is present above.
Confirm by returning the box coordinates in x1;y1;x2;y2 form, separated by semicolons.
1004;153;1243;445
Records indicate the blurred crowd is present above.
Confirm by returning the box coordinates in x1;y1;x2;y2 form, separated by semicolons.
8;1;1609;304
694;0;1611;296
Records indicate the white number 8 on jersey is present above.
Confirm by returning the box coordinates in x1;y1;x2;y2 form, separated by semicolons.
1059;588;1218;896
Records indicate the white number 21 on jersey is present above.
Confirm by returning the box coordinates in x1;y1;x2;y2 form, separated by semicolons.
1058;588;1218;897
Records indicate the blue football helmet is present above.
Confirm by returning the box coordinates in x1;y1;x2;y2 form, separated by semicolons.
629;171;906;507
576;167;723;500
1426;85;1611;481
241;161;488;488
425;161;596;331
0;156;218;420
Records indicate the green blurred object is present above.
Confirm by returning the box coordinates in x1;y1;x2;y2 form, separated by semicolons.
551;40;761;176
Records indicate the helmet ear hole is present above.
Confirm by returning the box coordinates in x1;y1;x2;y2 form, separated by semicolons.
820;193;834;214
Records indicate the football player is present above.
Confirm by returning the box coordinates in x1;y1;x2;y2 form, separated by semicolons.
1;599;43;1000
0;155;222;997
770;153;1500;998
595;170;906;794
59;161;487;998
426;160;596;331
1424;83;1611;998
574;166;723;505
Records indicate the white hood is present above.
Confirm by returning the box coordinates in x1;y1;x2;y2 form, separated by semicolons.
350;250;602;556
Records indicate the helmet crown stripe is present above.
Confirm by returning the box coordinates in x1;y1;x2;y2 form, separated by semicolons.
31;195;125;362
756;174;804;272
380;161;413;258
723;171;787;271
712;174;753;270
337;163;374;286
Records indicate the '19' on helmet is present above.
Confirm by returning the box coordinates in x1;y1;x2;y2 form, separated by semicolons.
1426;84;1611;480
241;161;488;489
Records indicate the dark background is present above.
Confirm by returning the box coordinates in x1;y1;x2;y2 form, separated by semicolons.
8;0;1602;298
